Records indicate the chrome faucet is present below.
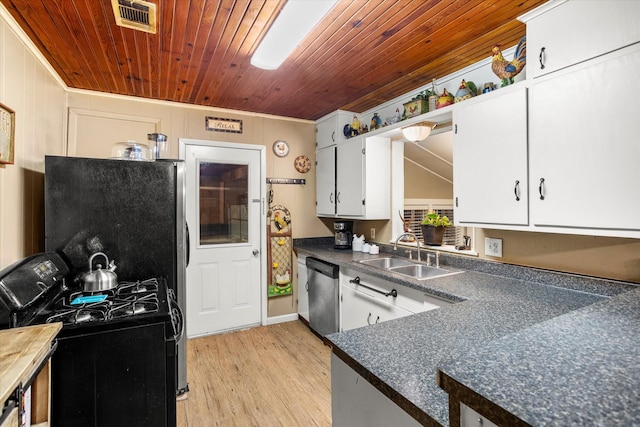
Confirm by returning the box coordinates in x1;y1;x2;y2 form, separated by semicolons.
393;233;421;262
426;251;441;268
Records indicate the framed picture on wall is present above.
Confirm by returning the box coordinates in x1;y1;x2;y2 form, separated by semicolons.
0;103;15;165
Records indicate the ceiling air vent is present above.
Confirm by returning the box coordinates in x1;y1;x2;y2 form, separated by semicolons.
111;0;157;34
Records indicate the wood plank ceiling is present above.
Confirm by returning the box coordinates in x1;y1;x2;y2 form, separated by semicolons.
0;0;546;121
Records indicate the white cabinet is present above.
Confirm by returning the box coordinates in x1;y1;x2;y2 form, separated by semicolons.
453;86;528;227
460;403;498;427
529;43;640;234
340;268;450;332
316;146;336;216
316;110;355;149
297;255;309;322
336;138;365;216
341;285;413;331
331;354;422;427
522;0;640;79
316;135;391;219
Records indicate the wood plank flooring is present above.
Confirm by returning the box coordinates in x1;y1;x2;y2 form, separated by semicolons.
177;320;332;426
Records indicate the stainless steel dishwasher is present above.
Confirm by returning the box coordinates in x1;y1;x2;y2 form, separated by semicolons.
306;257;340;336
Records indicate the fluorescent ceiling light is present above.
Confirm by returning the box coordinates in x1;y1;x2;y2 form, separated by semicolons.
251;0;337;70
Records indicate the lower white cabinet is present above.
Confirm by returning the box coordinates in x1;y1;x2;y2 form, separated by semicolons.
331;353;422;427
341;285;412;330
340;268;450;332
297;255;309;321
460;403;498;427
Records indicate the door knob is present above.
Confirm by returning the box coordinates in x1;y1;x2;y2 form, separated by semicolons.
252;249;259;256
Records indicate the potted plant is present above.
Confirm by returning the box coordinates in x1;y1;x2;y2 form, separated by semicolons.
420;212;452;246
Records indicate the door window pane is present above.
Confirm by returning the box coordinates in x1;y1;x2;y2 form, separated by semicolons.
199;162;248;245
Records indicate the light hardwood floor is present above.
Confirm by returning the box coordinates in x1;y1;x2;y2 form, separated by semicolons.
177;320;332;426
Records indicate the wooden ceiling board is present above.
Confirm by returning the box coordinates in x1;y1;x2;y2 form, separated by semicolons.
0;0;546;120
198;1;281;106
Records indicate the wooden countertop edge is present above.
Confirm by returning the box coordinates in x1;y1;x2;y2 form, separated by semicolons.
0;323;62;404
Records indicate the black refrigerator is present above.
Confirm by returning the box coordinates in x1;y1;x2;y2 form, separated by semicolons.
44;155;188;395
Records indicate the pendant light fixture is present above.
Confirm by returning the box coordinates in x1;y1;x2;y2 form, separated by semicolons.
251;0;338;70
401;121;436;143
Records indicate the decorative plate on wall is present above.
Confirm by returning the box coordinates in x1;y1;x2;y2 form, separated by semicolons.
272;140;289;157
294;155;311;173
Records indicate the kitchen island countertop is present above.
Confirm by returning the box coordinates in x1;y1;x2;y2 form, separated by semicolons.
295;243;636;426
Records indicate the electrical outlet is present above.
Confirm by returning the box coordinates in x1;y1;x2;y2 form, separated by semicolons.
370;228;376;240
485;237;503;257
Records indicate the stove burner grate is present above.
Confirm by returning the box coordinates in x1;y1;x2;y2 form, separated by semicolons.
46;278;162;325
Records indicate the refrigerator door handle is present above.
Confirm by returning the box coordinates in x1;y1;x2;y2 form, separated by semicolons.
185;222;190;267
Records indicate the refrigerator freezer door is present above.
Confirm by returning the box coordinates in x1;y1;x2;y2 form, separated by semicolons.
44;155;188;393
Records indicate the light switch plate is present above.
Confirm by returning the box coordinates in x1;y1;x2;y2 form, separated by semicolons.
485;237;503;257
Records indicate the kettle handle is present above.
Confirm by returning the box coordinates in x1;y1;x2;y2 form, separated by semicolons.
88;252;109;273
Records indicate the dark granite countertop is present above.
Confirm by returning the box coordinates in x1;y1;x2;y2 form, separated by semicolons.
438;287;640;426
295;241;636;426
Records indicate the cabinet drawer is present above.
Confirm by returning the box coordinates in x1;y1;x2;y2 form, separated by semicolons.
341;269;451;314
341;285;413;330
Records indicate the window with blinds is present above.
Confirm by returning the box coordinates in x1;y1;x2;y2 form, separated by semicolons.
402;205;462;246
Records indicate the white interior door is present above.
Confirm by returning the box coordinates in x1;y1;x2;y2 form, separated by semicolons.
181;139;265;337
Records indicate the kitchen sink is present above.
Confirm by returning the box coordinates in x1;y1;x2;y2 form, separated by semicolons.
358;257;462;280
388;264;459;280
358;257;415;269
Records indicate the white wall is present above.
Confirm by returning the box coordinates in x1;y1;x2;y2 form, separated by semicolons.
0;6;67;266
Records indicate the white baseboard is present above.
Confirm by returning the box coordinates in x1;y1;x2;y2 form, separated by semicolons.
266;313;299;325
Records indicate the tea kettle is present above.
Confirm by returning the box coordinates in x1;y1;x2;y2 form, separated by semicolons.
83;252;118;292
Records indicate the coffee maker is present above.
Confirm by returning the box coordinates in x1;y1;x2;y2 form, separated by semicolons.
334;221;353;249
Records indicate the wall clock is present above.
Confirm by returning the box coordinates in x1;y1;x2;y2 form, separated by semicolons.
272;140;290;157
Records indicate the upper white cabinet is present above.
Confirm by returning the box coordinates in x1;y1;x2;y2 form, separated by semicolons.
316;136;391;219
447;0;640;238
522;0;640;78
316;146;336;216
316;110;355;149
529;43;640;234
453;86;528;227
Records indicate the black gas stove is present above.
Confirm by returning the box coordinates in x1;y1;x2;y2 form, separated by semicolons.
0;253;180;427
40;278;181;335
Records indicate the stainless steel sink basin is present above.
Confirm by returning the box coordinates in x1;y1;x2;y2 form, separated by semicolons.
389;264;458;280
358;257;414;269
358;256;462;280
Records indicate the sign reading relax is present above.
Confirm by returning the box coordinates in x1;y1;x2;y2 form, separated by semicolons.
205;117;243;134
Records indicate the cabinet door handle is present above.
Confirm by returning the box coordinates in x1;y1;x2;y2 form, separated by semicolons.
375;315;380;324
330;192;334;203
514;180;520;201
367;312;372;325
337;192;341;203
538;177;545;200
539;47;546;69
332;131;335;142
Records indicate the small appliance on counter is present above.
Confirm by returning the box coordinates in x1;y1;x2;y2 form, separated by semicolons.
334;221;353;249
148;132;168;159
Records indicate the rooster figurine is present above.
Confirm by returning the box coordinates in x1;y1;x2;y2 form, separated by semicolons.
491;36;526;85
273;211;290;232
